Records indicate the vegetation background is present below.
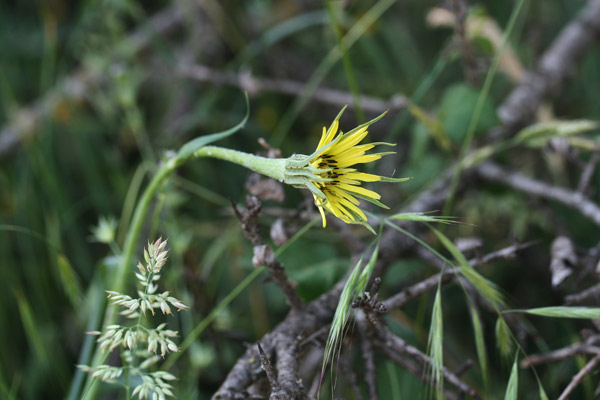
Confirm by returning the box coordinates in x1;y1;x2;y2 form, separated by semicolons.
1;0;600;399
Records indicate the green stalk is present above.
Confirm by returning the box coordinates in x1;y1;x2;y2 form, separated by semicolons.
326;0;365;123
82;145;286;399
443;0;528;215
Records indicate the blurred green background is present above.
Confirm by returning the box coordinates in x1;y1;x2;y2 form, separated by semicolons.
1;0;600;399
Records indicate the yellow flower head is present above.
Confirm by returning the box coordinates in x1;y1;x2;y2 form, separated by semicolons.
306;107;408;231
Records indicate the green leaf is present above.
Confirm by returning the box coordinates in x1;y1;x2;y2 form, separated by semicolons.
439;83;498;143
504;354;519;400
389;212;460;225
408;103;451;151
513;119;599;147
177;93;250;160
521;306;600;319
495;317;514;359
322;239;380;379
427;281;444;399
470;305;489;390
57;253;83;307
431;226;505;308
538;382;549;400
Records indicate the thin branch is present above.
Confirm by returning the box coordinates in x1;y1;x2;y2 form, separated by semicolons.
477;161;600;227
257;342;281;394
357;315;378;400
520;335;600;368
178;63;407;114
557;354;600;400
577;152;600;194
373;325;482;399
385;241;536;310
565;282;600;306
498;0;600;133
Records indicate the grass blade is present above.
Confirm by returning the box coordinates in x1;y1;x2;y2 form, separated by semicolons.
427;280;444;399
504;354;519;400
431;226;506;308
495;316;514;359
470;304;489;390
520;306;600;319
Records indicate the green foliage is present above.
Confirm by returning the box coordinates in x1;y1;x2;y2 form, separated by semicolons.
520;307;600;319
2;1;600;399
439;83;499;143
504;354;519;400
427;282;444;399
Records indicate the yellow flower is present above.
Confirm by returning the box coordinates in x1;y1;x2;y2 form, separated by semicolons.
307;107;408;230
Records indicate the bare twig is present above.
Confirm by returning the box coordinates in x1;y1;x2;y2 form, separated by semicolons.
498;0;600;133
386;241;536;310
520;335;600;368
253;245;305;311
257;342;281;394
577;152;600;194
178;64;407;114
233;196;305;311
477;161;600;227
565;282;600;306
339;351;364;400
373;325;482;399
357;315;378;400
557;354;600;400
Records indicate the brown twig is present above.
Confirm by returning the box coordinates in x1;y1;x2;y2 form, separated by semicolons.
233;196;304;311
373;325;482;399
498;0;600;133
178;63;407;114
477;161;600;227
557;354;600;400
565;282;600;306
386;241;536;310
339;351;364;400
577;152;600;194
357;315;378;400
520;334;600;368
253;245;305;311
257;342;281;394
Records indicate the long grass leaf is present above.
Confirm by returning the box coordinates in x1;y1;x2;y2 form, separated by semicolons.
521;306;600;319
444;0;529;215
470;305;489;390
431;226;505;308
495;316;514;359
321;238;381;385
504;354;519;400
427;281;444;399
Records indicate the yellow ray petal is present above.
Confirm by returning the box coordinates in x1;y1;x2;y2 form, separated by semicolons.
317;120;339;149
341;172;381;182
329;127;369;155
336;154;382;168
337;182;381;200
333;144;376;162
329;186;361;205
